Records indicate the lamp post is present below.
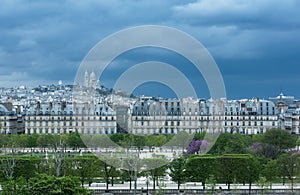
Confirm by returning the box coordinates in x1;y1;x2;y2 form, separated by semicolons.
146;173;149;195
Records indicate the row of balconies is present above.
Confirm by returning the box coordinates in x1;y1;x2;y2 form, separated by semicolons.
26;127;117;135
25;116;115;121
132;115;278;121
132;120;277;127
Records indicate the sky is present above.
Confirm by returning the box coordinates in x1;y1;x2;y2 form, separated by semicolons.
0;0;300;99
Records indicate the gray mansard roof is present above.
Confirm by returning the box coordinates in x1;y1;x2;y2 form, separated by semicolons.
24;101;115;116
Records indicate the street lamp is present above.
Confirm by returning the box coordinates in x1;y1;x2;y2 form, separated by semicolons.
146;172;149;195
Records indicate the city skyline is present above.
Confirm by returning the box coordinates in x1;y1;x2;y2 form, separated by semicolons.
0;0;300;99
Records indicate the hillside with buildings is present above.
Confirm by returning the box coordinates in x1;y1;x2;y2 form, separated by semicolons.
1;73;299;136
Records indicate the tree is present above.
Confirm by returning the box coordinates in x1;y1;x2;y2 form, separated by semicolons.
185;156;216;189
169;157;187;190
145;134;168;148
296;137;300;151
27;134;39;148
215;154;255;190
13;134;28;151
67;132;85;149
14;157;38;182
242;157;260;192
209;133;251;155
261;128;297;152
109;166;121;187
251;129;298;159
261;159;279;188
251;134;264;143
120;169;135;190
51;139;69;177
49;134;65;152
37;134;48;151
99;158;121;190
109;133;125;145
143;158;168;190
193;132;206;140
90;134;113;148
120;158;140;190
66;156;98;186
121;134;146;150
250;142;282;159
1;174;91;195
165;131;193;151
186;139;208;154
0;147;17;181
278;154;300;191
1;177;28;195
0;134;9;147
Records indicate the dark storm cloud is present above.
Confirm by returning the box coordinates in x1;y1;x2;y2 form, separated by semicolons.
0;0;185;86
0;0;299;98
170;0;300;98
172;0;300;30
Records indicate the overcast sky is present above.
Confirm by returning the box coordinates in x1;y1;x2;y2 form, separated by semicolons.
0;0;300;99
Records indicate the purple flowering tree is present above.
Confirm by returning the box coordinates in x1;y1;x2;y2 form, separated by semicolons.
249;142;261;151
186;139;209;154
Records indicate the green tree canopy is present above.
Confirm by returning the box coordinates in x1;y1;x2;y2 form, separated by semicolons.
1;174;91;195
169;157;187;190
185;155;216;189
261;128;297;151
209;133;251;155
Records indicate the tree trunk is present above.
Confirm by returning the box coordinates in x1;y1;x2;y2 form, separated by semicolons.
129;178;132;190
56;160;61;177
178;182;180;190
153;177;156;190
111;176;114;186
228;182;231;190
106;178;109;190
249;182;252;194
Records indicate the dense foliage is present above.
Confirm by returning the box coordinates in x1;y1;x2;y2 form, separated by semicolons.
0;128;299;192
1;174;91;195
